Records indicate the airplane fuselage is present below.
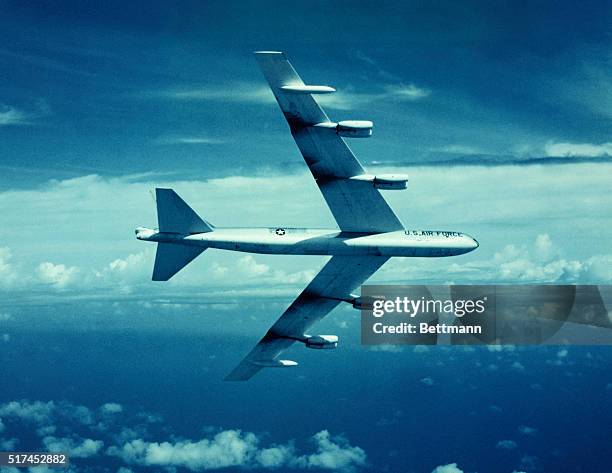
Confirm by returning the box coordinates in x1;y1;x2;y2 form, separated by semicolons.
136;227;478;257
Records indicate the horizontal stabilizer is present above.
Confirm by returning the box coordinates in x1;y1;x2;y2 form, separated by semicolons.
152;243;204;281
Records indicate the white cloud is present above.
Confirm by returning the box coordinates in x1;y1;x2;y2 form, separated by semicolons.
0;401;55;424
383;83;430;100
68;405;95;426
582;254;612;281
518;425;537;435
448;233;612;284
388;232;611;285
154;135;226;145
436;144;482;155
544;141;612;157
100;403;123;415
111;429;366;472
122;430;260;469
1;438;18;450
255;444;295;468
317;83;430;110
295;430;366;471
0;400;98;435
151;79;429;111
42;436;103;458
0;104;28;126
153;83;274;104
36;425;57;436
368;344;405;353
420;377;435;386
36;262;80;289
432;463;464;473
28;466;66;473
11;400;375;472
491;235;583;282
2;399;369;473
0;247;18;289
0;101;51;126
96;250;152;293
237;255;270;277
486;345;515;353
533;233;554;261
0;466;19;473
496;439;517;450
107;252;147;274
520;454;538;470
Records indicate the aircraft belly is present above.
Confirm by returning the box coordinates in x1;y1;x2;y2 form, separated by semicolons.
210;238;371;256
197;230;475;257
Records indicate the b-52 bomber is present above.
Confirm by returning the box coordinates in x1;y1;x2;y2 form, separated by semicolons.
135;52;478;380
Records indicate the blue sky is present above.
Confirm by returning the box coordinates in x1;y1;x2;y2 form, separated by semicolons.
1;1;612;473
1;0;611;187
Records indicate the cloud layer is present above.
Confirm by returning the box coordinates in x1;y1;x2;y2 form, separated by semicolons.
0;162;611;305
0;400;366;472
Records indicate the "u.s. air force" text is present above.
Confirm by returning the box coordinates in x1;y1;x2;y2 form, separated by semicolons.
405;230;462;237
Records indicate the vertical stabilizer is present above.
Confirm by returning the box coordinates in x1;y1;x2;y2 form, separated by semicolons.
156;188;213;234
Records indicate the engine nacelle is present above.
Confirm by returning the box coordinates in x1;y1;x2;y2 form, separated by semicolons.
281;85;336;94
305;335;339;350
373;174;408;190
349;174;408;190
351;295;385;310
252;359;298;368
336;120;373;138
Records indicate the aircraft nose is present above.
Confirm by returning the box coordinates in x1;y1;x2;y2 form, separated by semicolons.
461;234;479;251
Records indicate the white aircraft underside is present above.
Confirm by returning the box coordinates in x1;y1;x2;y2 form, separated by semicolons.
135;51;479;380
137;227;477;257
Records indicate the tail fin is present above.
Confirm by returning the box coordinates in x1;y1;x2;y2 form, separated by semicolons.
156;188;213;234
152;188;213;281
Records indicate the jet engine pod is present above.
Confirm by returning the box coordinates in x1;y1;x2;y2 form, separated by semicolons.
349;174;408;190
373;174;408;190
305;335;339;350
351;295;385;310
336;120;373;138
281;85;336;94
252;359;298;368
